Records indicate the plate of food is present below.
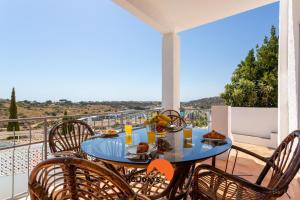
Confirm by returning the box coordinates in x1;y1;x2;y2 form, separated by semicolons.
127;142;156;155
100;129;119;137
202;130;226;142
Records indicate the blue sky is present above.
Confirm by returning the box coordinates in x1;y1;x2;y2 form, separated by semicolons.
0;0;279;102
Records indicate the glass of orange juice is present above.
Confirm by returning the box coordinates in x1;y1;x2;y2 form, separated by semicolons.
183;138;193;148
125;135;132;145
125;124;132;135
183;128;192;138
148;131;156;144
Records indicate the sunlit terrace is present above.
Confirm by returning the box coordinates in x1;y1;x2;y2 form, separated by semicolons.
1;0;300;199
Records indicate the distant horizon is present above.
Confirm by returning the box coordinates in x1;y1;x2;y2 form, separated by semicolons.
0;0;279;102
0;95;221;103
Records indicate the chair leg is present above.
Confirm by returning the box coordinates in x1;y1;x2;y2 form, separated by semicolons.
212;156;216;167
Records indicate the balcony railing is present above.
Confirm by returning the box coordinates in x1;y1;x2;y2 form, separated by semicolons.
0;108;209;199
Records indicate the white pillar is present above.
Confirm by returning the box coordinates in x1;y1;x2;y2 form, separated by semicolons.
162;33;180;111
287;0;300;133
278;0;290;142
279;0;300;179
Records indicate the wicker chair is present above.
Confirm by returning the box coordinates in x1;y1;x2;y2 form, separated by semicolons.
49;120;95;158
161;110;181;117
28;157;150;200
161;110;186;132
192;130;300;200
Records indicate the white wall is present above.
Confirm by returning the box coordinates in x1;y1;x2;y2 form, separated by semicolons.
211;106;232;159
231;107;278;139
211;106;232;138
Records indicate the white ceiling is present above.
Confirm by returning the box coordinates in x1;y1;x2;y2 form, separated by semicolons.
113;0;278;33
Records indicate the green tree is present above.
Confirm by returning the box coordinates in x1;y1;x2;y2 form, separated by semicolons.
221;26;278;107
62;110;74;134
7;88;20;131
192;114;208;127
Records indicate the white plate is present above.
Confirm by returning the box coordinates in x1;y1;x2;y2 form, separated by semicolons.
202;137;226;142
127;144;156;155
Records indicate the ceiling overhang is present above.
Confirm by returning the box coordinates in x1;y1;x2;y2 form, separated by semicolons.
113;0;278;33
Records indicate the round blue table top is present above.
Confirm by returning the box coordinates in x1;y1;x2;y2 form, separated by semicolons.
81;128;232;166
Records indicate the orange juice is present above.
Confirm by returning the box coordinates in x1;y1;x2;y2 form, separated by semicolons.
148;131;156;144
125;135;132;145
183;128;192;138
125;125;132;135
183;138;193;148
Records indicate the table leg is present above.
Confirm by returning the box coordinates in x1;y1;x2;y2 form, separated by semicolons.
150;163;194;200
212;156;216;167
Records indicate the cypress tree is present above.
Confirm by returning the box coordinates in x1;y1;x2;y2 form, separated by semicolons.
63;110;68;121
7;88;20;131
62;110;74;134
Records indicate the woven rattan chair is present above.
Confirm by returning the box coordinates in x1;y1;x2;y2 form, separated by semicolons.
29;157;149;200
161;110;181;117
49;120;95;158
192;130;300;200
161;110;186;132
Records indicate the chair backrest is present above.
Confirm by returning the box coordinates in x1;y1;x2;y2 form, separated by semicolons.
49;120;94;154
256;130;300;196
29;157;137;200
161;110;185;125
161;110;181;117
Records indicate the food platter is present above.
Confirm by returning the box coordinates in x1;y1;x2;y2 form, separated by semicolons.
202;130;227;144
127;144;156;155
100;129;119;137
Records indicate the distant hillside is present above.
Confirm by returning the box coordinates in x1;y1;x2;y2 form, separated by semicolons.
0;99;160;119
183;97;225;109
0;97;223;119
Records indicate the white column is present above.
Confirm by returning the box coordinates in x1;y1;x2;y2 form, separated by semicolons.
287;0;300;133
162;32;180;111
278;0;290;143
279;0;300;179
279;0;300;140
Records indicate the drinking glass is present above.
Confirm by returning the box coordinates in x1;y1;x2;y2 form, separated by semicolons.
183;128;192;138
125;125;132;135
183;138;193;148
148;131;156;144
125;135;132;145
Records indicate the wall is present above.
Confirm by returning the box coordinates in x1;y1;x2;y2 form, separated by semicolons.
231;107;278;138
211;106;232;159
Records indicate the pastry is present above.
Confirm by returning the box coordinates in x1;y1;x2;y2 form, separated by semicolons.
103;129;117;135
137;142;149;153
203;130;226;140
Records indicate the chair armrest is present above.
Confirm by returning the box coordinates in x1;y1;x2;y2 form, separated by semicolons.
231;145;275;167
231;145;268;162
194;164;272;193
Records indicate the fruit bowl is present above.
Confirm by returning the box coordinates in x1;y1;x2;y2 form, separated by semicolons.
144;112;186;133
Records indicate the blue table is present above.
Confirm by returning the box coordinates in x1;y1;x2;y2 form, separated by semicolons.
81;128;232;199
